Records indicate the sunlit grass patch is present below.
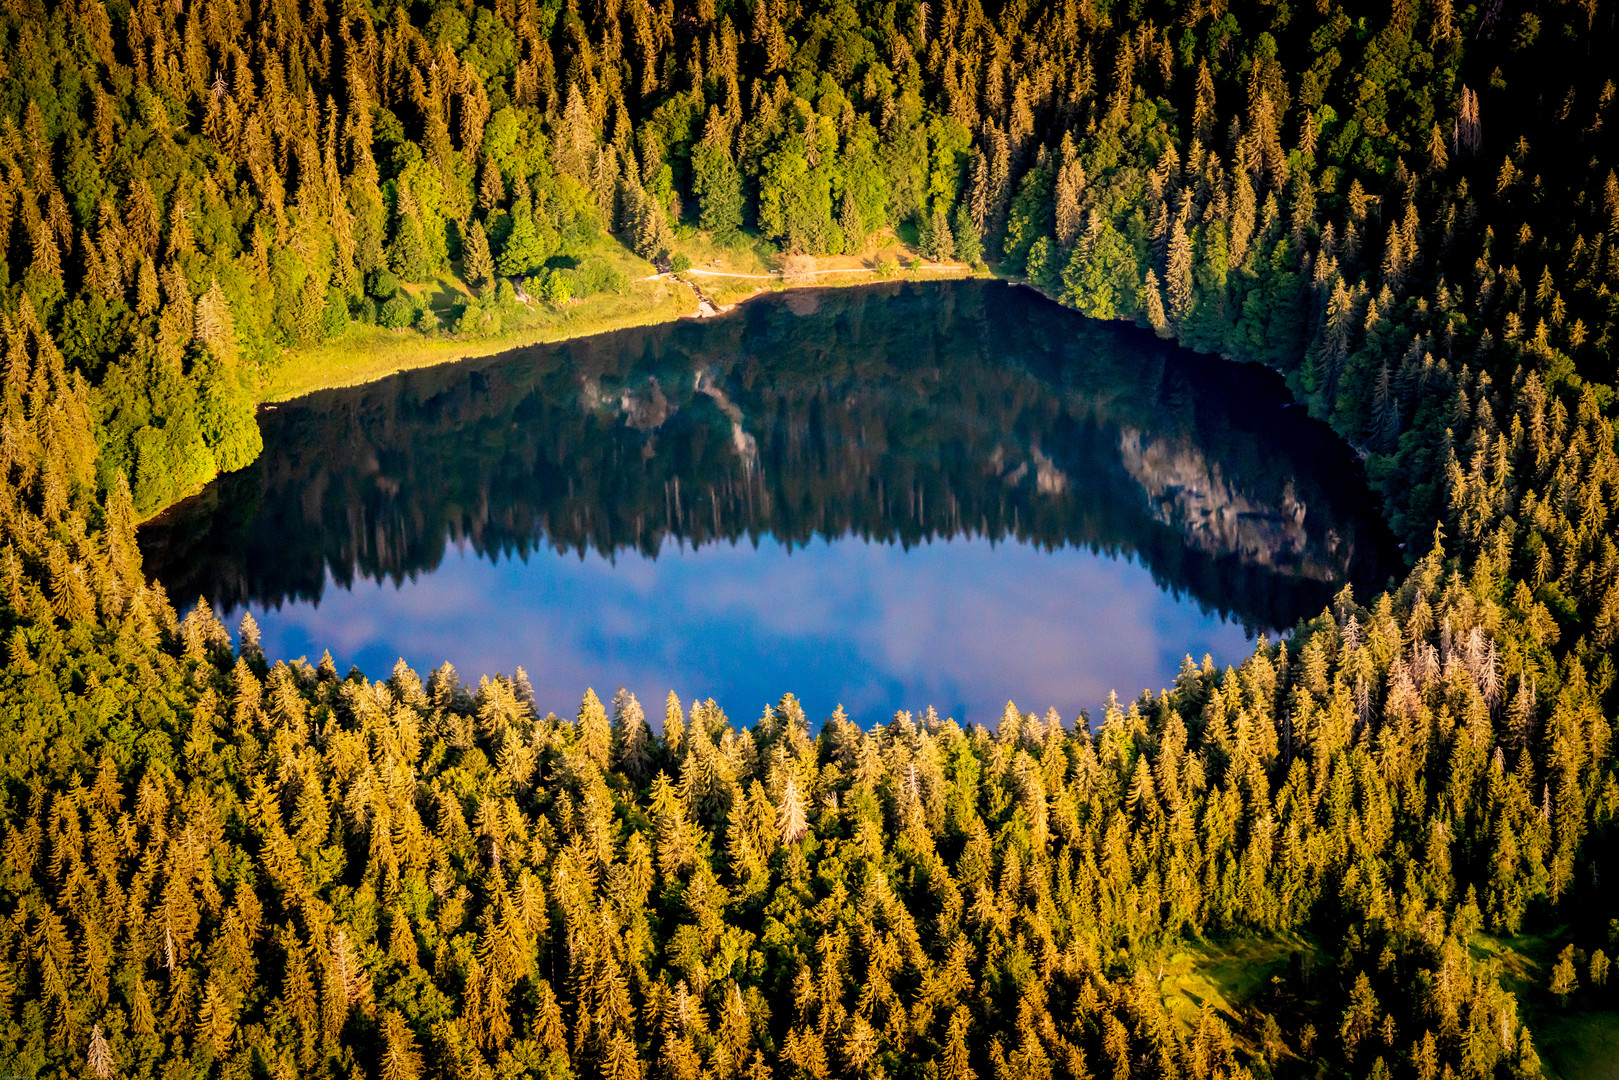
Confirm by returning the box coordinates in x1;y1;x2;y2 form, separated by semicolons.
263;271;687;402
670;227;778;276
1158;933;1322;1032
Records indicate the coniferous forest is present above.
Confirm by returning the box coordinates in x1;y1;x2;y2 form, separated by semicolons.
2;0;1619;1075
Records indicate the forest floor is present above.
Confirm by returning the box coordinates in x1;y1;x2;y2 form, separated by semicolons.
1150;929;1619;1080
1157;932;1619;1080
1471;931;1619;1080
261;226;982;403
1534;1008;1619;1080
1158;932;1324;1066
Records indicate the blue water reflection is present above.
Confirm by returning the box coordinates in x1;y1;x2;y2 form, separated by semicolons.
246;534;1255;726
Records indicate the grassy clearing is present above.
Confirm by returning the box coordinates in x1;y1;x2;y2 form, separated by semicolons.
670;227;779;274
1534;1009;1619;1080
1471;929;1556;991
1154;931;1618;1079
1471;931;1619;1080
1158;933;1321;1033
1157;933;1340;1079
665;228;779;305
695;271;777;307
670;225;983;306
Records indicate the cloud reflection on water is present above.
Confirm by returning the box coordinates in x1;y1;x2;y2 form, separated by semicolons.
251;532;1255;727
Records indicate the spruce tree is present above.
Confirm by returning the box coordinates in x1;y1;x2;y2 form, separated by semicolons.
1143;268;1170;337
87;1024;114;1080
1053;136;1085;250
951;204;981;265
921;205;955;262
193;278;238;367
497;199;548;278
1550;946;1579;1001
663;691;687;759
557;83;596;179
389;211;430;283
479;156;507;214
613;688;654;782
380;1010;424;1080
693;139;745;242
578;688;612;769
1165;217;1194;323
636;189;676;264
464;218;495;290
839;190;865;255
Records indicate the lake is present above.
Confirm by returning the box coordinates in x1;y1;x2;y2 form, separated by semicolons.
140;280;1397;726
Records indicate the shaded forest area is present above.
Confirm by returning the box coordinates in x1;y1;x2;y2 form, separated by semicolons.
2;0;1619;1077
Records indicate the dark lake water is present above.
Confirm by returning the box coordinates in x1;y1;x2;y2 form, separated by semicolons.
140;280;1397;726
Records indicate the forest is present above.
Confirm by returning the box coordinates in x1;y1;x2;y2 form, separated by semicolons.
0;0;1618;1076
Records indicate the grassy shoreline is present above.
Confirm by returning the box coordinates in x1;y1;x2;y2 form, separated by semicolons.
260;257;983;404
261;279;695;402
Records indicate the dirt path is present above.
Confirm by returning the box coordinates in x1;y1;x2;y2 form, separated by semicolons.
638;263;974;284
686;264;973;278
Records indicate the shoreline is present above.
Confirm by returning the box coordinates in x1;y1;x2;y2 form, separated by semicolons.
137;262;983;525
260;280;694;403
262;261;982;405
